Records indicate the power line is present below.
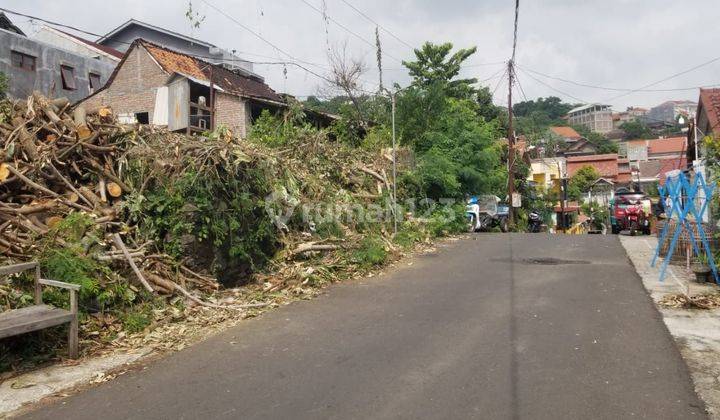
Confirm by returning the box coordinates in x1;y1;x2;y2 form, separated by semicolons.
299;0;403;63
518;65;720;93
200;0;298;62
337;0;413;49
603;54;720;102
512;67;528;102
516;67;588;104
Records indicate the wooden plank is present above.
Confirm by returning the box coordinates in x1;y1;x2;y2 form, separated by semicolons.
39;278;81;291
0;261;38;276
0;306;73;339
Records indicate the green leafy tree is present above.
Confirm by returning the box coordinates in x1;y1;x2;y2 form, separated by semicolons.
619;120;652;140
567;165;600;200
0;72;8;99
513;97;574;121
403;42;478;99
586;132;618;154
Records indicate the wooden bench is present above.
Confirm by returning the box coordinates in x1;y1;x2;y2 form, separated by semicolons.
0;262;80;358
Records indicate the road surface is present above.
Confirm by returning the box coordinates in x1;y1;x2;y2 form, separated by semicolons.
22;234;705;419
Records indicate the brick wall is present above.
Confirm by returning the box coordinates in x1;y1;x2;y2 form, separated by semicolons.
215;92;251;138
81;45;168;121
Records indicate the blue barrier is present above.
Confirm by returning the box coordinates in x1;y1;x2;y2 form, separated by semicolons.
650;171;718;283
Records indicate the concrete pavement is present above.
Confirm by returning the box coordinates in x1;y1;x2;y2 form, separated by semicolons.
20;234;706;419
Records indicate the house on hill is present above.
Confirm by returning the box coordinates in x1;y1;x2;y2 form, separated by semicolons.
79;39;285;137
549;126;584;143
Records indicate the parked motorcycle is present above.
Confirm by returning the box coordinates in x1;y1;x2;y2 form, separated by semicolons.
528;210;544;233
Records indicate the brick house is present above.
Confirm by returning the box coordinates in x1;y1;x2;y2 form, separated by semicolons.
566;154;626;184
79;39;285;138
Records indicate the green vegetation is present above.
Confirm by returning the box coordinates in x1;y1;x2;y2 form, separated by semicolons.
568;165;601;201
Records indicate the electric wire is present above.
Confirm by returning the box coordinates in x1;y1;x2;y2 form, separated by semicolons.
299;0;403;63
337;0;413;49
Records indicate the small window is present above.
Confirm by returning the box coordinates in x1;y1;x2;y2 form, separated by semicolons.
11;51;36;71
60;65;76;90
135;112;149;125
89;72;102;90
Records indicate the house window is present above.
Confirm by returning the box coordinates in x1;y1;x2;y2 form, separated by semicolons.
60;65;77;90
88;72;102;90
11;50;36;71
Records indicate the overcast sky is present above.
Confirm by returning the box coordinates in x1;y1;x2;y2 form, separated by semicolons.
5;0;720;111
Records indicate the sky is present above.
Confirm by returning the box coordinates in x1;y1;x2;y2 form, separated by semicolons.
4;0;720;112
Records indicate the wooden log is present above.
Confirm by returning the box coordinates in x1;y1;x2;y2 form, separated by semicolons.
73;106;87;127
112;233;154;293
4;164;92;212
12;117;38;161
107;182;123;198
0;164;8;182
98;178;107;203
78;186;102;208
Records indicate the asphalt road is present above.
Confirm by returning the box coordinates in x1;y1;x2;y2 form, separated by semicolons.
22;234;705;419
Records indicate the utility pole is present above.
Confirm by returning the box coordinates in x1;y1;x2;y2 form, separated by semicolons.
507;60;516;226
391;91;398;236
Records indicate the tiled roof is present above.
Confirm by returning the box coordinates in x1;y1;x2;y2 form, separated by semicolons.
699;88;720;133
57;29;124;59
566;154;618;162
141;41;283;103
549;126;582;139
647;137;686;155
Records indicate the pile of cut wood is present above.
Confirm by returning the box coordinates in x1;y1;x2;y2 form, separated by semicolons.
0;93;218;299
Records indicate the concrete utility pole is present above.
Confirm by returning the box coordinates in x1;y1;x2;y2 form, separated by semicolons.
507;60;516;226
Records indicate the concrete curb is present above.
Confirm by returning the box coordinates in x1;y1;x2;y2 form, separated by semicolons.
621;235;720;419
0;348;152;418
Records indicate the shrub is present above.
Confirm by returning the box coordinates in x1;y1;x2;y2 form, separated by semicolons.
352;236;388;268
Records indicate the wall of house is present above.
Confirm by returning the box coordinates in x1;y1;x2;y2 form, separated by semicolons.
100;24;256;76
81;44;168;121
33;27;119;66
0;28;115;102
567;159;618;179
214;92;252;138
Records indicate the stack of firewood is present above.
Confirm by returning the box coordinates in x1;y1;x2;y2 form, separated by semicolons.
0;93;128;255
0;93;222;300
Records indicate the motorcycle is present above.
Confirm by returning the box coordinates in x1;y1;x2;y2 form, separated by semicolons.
466;195;509;233
528;210;544;233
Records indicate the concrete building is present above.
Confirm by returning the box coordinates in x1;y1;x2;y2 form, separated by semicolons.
566;154;630;185
645;100;696;126
612;107;648;129
0;24;116;102
96;19;258;79
567;104;613;134
528;158;565;192
33;26;123;66
80;40;284;138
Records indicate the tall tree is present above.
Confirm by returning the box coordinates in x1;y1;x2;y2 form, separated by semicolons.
403;42;478;99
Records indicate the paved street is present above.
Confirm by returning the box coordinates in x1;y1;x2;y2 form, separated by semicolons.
22;234;705;419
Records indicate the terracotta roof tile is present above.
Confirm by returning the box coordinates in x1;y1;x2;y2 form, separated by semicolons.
699;88;720;132
549;126;582;140
142;41;283;103
647;137;686;155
